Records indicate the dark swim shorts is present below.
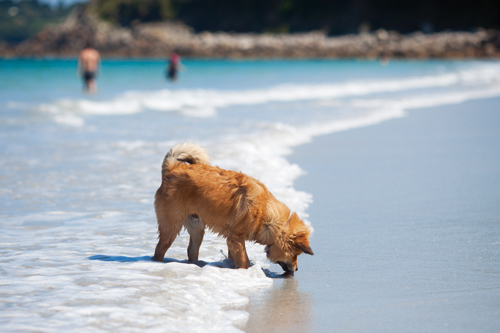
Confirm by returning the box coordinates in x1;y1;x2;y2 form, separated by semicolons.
83;71;96;81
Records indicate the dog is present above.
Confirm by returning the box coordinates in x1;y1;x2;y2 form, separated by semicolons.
153;143;313;276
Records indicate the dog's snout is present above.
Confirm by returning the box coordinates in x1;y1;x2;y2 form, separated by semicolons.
295;267;298;272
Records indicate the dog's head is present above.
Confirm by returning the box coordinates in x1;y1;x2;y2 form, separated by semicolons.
265;212;313;276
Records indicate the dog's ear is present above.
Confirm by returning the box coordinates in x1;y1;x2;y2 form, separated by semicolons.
299;244;314;255
287;213;314;255
295;234;314;255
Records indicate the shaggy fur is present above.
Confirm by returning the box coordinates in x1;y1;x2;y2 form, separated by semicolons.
153;143;313;275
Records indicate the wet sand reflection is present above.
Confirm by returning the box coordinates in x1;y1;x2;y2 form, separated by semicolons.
244;275;313;332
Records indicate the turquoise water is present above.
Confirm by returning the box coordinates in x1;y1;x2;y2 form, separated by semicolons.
0;58;473;101
1;58;500;332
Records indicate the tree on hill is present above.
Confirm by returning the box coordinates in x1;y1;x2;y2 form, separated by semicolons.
90;0;500;34
0;0;76;43
1;0;500;44
92;0;175;26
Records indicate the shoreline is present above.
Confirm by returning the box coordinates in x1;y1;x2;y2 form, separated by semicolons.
2;54;500;61
3;30;499;59
244;96;500;332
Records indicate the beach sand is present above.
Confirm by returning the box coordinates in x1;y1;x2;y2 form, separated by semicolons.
244;97;500;332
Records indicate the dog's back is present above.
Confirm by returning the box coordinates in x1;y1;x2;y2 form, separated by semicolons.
157;143;283;239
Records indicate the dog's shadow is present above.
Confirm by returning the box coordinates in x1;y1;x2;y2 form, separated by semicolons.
88;254;289;278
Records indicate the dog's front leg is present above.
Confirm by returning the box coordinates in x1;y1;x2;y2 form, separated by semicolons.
226;241;233;260
226;236;250;269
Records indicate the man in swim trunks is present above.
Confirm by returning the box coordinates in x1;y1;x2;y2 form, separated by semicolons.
78;42;101;93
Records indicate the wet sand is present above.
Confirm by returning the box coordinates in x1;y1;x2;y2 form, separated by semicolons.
244;97;500;332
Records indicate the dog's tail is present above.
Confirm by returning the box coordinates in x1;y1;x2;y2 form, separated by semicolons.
161;143;210;178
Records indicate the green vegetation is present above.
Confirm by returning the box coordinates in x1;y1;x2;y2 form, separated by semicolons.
94;0;175;26
1;0;499;44
0;0;75;43
93;0;500;34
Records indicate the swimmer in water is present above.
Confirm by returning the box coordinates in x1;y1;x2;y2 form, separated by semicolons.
167;53;180;81
78;42;101;93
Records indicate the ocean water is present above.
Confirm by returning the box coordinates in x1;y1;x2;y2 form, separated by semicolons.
1;58;500;331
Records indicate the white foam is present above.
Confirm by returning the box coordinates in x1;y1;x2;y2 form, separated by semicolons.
0;212;272;332
346;86;500;110
35;63;500;125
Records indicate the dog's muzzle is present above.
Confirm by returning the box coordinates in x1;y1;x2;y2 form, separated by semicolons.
277;261;297;276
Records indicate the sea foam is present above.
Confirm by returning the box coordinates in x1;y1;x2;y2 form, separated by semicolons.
36;62;500;127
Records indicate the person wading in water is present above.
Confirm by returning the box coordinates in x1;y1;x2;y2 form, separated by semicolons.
167;53;180;81
78;42;101;93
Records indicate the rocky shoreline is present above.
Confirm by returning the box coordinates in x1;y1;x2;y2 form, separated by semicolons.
1;8;499;59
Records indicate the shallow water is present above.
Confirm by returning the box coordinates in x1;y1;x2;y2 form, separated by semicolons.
1;58;500;331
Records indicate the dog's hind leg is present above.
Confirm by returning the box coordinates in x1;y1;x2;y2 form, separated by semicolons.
153;206;184;262
186;215;205;262
226;236;250;269
153;224;182;262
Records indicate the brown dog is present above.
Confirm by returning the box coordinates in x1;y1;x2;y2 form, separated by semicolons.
153;143;313;275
